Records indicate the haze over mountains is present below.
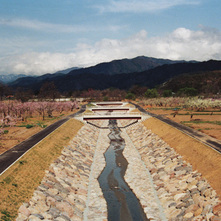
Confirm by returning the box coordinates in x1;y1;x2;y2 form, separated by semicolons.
0;56;168;83
0;74;29;84
4;56;221;93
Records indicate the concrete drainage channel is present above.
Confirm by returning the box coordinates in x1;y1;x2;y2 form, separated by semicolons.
98;120;149;221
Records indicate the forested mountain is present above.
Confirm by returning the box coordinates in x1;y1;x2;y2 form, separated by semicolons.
160;70;221;95
7;56;188;86
65;56;188;76
8;59;221;93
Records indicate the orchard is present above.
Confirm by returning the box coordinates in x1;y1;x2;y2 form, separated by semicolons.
139;97;221;111
0;100;79;135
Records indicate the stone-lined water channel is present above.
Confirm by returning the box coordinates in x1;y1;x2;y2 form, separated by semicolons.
16;117;221;220
98;120;148;221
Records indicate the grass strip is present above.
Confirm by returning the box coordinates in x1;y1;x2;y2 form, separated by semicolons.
181;120;221;125
171;113;221;116
0;118;83;220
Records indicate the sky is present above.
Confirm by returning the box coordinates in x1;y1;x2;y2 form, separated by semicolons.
0;0;221;75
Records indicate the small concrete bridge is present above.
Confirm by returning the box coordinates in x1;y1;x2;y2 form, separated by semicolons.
94;102;124;106
83;114;142;121
91;107;130;112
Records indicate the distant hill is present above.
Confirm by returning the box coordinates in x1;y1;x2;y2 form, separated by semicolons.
8;56;185;88
8;59;221;93
55;67;79;74
8;72;65;89
0;74;29;83
160;70;221;95
66;56;189;76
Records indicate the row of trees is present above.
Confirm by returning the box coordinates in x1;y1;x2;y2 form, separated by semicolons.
1;80;216;102
140;97;221;110
80;86;201;101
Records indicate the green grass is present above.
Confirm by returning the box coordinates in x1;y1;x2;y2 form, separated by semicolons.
181;121;221;125
149;107;181;110
1;210;15;221
87;103;96;107
36;122;47;128
17;124;34;129
18;122;47;129
171;113;221;115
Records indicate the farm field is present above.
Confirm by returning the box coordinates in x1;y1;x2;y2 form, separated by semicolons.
0;101;80;155
146;108;221;139
137;98;221;140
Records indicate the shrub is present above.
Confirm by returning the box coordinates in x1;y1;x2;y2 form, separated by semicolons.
125;92;136;100
25;124;34;129
3;130;9;134
103;96;109;101
163;90;172;97
145;89;159;98
177;87;198;97
36;122;47;128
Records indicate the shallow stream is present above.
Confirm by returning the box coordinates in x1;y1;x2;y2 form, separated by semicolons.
98;120;149;221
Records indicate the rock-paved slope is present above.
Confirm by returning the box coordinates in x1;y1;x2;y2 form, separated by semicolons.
125;121;221;220
119;121;167;220
84;121;108;220
16;118;221;220
16;122;103;221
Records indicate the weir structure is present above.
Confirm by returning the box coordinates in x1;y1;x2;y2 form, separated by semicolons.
91;107;130;112
84;102;142;121
95;102;123;106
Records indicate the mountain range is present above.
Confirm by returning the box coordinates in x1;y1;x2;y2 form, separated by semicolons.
0;74;29;84
6;56;221;93
58;56;188;76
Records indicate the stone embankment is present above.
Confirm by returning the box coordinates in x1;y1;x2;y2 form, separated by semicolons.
16;121;108;221
124;120;221;221
16;118;221;221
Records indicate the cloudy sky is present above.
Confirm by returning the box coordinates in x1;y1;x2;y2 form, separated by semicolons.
0;0;221;75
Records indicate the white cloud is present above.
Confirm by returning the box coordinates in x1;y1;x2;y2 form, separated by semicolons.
95;0;201;13
0;27;221;75
0;18;124;35
0;52;77;75
0;18;89;33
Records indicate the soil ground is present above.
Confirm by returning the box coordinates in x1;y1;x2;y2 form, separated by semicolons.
0;110;77;155
143;106;221;140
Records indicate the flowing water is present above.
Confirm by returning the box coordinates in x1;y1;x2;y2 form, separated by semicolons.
98;120;149;221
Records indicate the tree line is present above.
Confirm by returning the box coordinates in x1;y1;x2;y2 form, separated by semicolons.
0;80;219;103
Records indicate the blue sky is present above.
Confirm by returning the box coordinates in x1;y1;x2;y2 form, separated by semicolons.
0;0;221;75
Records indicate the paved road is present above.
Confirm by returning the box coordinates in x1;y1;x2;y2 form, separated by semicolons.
131;102;221;153
0;105;86;175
